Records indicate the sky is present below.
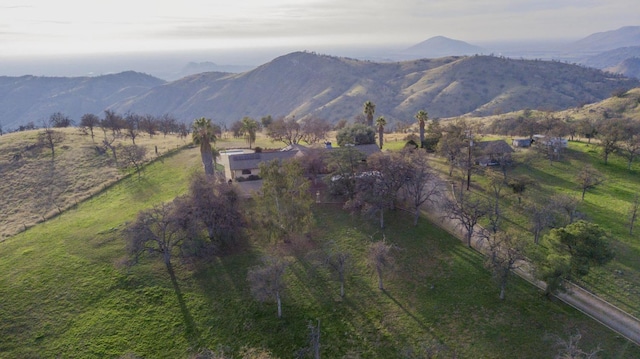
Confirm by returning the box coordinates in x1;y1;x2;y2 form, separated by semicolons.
0;0;638;76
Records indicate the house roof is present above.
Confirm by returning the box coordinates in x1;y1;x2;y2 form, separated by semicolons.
475;140;514;154
228;151;298;171
228;143;381;171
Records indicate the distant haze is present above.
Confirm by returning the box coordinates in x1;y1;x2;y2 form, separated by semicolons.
1;0;638;77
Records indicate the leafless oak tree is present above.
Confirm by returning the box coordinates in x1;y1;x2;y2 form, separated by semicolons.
248;256;288;318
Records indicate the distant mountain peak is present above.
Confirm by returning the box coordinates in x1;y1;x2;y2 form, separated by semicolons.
402;36;484;59
569;25;640;53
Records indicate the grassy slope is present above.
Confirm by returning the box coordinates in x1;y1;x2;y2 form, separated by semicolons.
425;135;640;318
0;128;189;238
0;143;638;358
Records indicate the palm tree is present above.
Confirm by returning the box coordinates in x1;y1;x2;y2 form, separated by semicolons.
240;117;259;149
211;147;221;169
363;101;376;127
375;116;387;149
192;117;217;175
415;110;429;147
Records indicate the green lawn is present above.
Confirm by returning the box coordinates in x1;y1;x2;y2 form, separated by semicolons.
0;145;638;358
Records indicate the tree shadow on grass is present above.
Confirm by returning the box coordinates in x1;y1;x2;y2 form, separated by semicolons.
167;262;200;345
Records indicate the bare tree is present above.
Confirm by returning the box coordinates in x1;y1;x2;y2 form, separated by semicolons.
301;117;331;144
550;194;580;226
549;331;602;359
323;243;351;298
483;231;525;300
118;144;147;179
248;256;288;318
266;116;305;145
187;173;244;247
123;112;141;145
596;117;625;165
80;113;100;140
347;152;411;229
124;198;197;278
629;193;640;236
528;202;553;244
401;149;441;226
486;174;505;233
444;189;489;248
367;238;395;290
576;165;605;200
39;119;65;161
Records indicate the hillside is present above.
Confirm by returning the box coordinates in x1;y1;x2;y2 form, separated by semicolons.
112;52;639;125
0;128;188;239
567;26;640;54
0;71;165;130
605;57;640;79
0;143;637;357
400;36;485;58
2;52;638;130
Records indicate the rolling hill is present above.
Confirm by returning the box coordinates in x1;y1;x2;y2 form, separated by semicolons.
1;52;639;129
111;52;639;124
400;36;485;58
0;71;165;130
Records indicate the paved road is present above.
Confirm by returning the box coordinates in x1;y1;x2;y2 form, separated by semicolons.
422;176;640;346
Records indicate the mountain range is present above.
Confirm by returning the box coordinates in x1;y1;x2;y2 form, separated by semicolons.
1;51;638;130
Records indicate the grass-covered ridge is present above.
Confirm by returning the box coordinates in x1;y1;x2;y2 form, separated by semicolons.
0;144;638;358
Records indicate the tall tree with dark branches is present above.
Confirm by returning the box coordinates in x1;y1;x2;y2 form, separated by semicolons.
415;110;429;147
191;117;217;176
363;100;375;127
375;116;386;149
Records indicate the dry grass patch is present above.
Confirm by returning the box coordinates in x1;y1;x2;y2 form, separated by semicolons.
0;128;188;238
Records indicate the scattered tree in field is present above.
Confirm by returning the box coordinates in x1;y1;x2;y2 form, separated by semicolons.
576;117;598;144
596;117;625;165
158;114;178;137
50;111;73;128
347;152;411;228
528;202;553;244
266;116;304;145
260;115;273;129
544;220;614;277
619;130;640;170
323;245;351;298
576;165;605;200
549;331;602;359
363;100;375;127
103;109;124;136
192;117;217;175
326;146;366;199
336;123;376;146
79;113;100;140
422;119;443;152
550;194;580;226
401;149;440;226
415;110;428;147
444;189;489;248
484;231;525;300
258;159;313;241
486;174;505;233
139;114;157;138
507;176;530;204
39;119;65;161
367;238;395;290
118;144;147;179
187;173;244;248
240;116;260;149
375;116;386;149
123;112;141;145
124;198;197;279
248;256;288;318
629;193;640;235
301;117;331;144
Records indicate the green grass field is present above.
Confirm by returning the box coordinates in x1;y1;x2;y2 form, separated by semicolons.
1;142;638;358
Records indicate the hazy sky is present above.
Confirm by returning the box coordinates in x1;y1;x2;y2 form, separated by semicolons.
1;0;637;58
